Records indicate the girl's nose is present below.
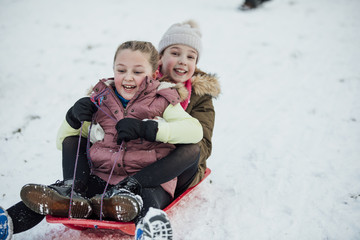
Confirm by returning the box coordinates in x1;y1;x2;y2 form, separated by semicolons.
178;55;187;65
124;72;134;80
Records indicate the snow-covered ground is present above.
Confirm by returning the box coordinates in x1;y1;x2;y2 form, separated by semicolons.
1;0;360;239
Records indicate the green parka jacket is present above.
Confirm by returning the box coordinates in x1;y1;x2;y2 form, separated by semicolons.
186;69;221;187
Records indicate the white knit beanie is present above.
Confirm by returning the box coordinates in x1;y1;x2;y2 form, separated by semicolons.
158;20;202;60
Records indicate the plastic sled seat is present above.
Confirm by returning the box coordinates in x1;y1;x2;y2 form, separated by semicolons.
46;168;211;236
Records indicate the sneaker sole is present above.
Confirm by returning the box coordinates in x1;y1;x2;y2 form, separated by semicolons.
136;209;173;240
91;194;140;222
148;215;173;239
20;184;92;218
0;207;13;240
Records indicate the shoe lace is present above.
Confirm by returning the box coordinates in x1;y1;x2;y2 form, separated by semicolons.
51;180;65;187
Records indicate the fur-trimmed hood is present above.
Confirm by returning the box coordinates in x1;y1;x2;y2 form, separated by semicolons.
191;68;221;98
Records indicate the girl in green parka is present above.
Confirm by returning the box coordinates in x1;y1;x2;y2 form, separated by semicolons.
156;20;221;191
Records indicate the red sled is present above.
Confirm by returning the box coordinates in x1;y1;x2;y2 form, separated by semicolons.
46;168;211;236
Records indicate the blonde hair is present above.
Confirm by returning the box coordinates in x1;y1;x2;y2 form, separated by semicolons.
114;41;159;72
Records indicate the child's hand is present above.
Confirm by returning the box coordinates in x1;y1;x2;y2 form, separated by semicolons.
115;118;158;144
66;97;98;129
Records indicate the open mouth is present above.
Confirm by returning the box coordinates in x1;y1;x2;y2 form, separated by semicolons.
174;68;187;74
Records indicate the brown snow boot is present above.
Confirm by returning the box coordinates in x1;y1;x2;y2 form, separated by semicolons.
20;180;92;218
90;176;143;222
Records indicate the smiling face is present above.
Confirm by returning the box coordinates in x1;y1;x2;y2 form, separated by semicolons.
159;44;198;83
113;49;156;100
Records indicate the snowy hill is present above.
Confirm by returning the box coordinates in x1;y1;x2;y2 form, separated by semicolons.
1;0;359;239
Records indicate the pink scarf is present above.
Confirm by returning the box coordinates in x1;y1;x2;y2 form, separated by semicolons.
180;79;192;110
157;69;192;110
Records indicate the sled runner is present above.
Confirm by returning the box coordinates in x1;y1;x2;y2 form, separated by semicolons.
46;168;211;236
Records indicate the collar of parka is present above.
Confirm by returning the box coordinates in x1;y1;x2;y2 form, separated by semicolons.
191;68;221;98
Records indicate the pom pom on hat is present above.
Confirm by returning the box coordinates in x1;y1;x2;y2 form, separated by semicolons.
158;20;202;60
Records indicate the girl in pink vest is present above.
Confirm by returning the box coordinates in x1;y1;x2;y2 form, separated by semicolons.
7;20;220;240
17;41;203;239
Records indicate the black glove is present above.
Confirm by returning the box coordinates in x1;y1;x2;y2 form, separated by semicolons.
115;118;158;144
66;97;98;129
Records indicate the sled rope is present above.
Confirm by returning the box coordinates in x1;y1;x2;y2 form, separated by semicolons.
86;120;94;172
69;91;125;220
99;142;123;221
85;95;122;221
68;121;85;218
91;95;123;221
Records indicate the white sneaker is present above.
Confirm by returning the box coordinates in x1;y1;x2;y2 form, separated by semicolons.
135;208;173;240
0;206;13;240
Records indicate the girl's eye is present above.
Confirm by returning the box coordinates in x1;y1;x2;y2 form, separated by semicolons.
134;71;143;74
188;55;195;59
171;52;179;56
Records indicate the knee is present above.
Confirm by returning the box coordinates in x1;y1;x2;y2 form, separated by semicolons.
182;144;200;161
62;136;78;148
188;144;200;156
62;136;87;149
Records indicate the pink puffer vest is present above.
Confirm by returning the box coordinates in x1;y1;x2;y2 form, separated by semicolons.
89;77;181;198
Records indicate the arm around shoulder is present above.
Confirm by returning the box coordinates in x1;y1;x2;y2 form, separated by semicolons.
155;103;203;144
